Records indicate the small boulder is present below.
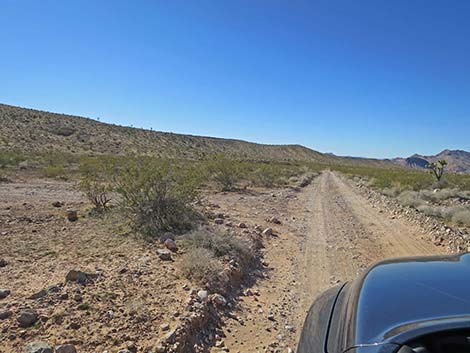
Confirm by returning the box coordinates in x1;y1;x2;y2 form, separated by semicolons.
211;294;227;307
157;249;172;261
17;309;38;327
0;288;11;299
28;289;47;300
0;258;7;267
0;310;12;320
160;322;170;331
55;344;77;353
197;290;209;302
23;342;53;353
65;270;97;284
238;223;247;228
66;210;78;222
267;217;281;224
214;218;224;225
262;228;273;236
164;238;178;252
52;201;63;208
159;232;175;243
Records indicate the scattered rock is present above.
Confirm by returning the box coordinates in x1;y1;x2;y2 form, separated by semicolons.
197;290;209;302
28;289;47;300
0;310;12;320
0;288;11;299
126;342;137;353
238;222;247;228
55;344;77;353
157;249;172;261
159;232;175;243
155;343;166;353
23;342;53;353
65;270;97;284
164;329;177;344
214;218;224;225
0;258;7;267
17;309;38;327
267;217;281;224
164;238;178;252
211;294;227;307
262;228;273;236
66;210;78;222
52;201;63;208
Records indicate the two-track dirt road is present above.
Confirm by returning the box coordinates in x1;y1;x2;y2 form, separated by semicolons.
214;171;443;353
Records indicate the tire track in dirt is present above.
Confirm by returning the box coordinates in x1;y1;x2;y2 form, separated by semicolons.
210;171;444;353
294;171;444;343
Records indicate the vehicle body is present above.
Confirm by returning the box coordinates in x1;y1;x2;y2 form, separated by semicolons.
297;253;470;353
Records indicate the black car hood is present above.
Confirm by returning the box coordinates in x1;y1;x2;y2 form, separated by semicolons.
328;253;470;352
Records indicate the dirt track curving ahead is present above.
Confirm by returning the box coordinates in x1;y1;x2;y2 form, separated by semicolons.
211;171;444;353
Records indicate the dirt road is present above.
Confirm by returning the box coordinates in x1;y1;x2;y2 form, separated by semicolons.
214;171;443;353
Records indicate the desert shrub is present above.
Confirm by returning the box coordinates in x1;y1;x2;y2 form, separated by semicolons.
180;248;223;284
417;205;443;218
42;165;66;179
432;178;450;190
381;187;400;197
183;230;254;267
396;191;425;208
205;155;242;191
115;160;199;240
440;205;467;220
452;210;470;227
0;151;27;167
78;175;111;211
251;164;286;187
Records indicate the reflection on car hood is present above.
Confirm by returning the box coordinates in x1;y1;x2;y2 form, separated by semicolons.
332;253;470;352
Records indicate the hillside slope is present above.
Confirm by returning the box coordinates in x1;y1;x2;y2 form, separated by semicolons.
393;150;470;173
0;103;388;166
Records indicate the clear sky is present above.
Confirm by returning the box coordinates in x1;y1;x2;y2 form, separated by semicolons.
1;1;469;158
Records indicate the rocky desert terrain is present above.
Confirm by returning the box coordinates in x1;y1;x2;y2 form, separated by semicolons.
3;167;468;353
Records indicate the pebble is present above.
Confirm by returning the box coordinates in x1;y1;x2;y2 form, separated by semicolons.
24;342;53;353
55;344;77;353
0;288;11;299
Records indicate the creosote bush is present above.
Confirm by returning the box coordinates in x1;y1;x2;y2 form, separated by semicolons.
205;155;241;191
115;160;200;240
78;175;111;212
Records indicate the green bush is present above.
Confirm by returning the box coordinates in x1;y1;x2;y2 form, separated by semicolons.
205;155;242;191
78;175;111;211
250;163;287;187
115;160;199;240
42;165;67;179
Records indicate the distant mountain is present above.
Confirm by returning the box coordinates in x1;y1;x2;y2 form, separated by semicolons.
0;103;390;167
392;150;470;173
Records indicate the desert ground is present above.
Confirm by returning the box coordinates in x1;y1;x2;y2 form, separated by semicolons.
0;169;452;353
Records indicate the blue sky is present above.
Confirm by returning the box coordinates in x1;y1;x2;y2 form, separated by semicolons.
1;0;469;158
